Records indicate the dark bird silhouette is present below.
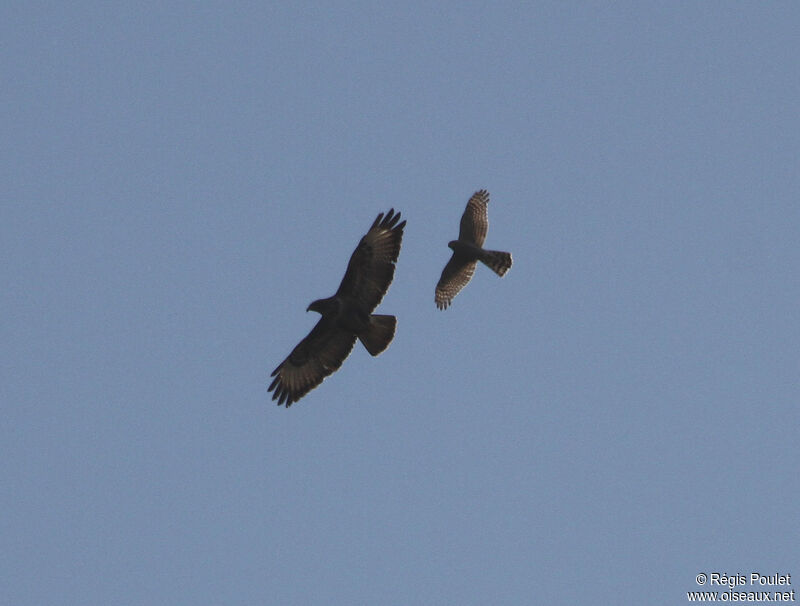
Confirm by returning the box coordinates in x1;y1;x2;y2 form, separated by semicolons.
269;209;406;406
435;189;512;310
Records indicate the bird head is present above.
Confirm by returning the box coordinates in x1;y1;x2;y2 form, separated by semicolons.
307;298;335;315
447;240;459;250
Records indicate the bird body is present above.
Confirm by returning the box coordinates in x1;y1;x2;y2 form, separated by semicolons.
269;209;405;406
308;295;396;355
435;190;512;310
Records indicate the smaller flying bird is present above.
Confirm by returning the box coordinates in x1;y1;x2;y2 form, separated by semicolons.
435;189;512;310
269;209;406;406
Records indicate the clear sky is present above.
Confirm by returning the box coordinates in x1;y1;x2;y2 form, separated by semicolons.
2;3;798;605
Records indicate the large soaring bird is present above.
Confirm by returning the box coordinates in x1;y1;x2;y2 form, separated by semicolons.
435;189;512;310
269;209;406;406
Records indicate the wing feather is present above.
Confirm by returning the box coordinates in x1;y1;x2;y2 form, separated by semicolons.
435;254;477;310
458;189;490;246
335;208;406;311
268;317;357;406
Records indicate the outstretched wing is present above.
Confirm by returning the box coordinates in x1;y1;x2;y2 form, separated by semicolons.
435;254;477;310
458;189;490;247
268;316;358;407
335;209;406;311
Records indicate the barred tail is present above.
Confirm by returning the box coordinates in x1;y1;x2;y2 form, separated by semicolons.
358;314;396;356
480;250;512;277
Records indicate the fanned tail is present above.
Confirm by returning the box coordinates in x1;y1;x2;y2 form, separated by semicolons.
358;314;396;356
480;250;512;277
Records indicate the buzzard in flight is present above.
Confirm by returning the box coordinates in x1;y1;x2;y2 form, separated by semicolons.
435;189;512;310
269;209;406;406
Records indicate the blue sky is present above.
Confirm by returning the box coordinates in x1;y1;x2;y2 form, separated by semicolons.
2;3;798;604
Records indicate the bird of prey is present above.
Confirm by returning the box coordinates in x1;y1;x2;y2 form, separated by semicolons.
269;209;406;406
435;189;512;310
